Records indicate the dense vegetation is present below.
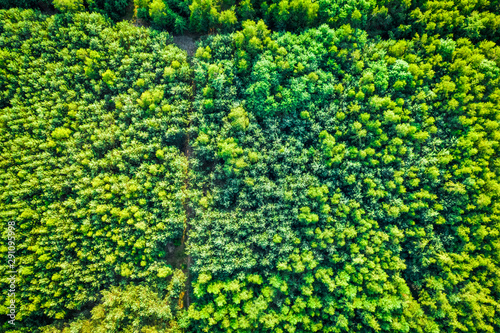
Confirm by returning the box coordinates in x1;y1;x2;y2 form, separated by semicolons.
4;0;499;40
0;9;191;332
0;0;50;10
134;0;500;42
0;0;129;21
41;270;188;333
53;0;130;20
188;21;500;332
0;0;499;332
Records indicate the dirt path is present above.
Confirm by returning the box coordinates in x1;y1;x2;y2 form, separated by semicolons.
181;136;193;309
180;65;197;309
119;0;198;309
173;35;200;57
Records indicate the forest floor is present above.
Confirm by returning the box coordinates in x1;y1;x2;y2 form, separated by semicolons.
181;121;194;309
173;34;199;57
123;0;135;21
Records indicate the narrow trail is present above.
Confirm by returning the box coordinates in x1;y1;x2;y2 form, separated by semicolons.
181;128;193;310
180;45;198;310
122;3;200;310
173;35;199;57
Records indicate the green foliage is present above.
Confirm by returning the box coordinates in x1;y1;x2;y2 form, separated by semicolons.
53;0;84;12
189;21;500;332
0;9;192;332
40;275;188;333
136;0;190;33
149;0;168;26
2;1;500;332
128;0;500;40
2;0;500;39
409;0;500;43
0;0;51;9
70;0;130;20
228;106;249;131
0;0;129;20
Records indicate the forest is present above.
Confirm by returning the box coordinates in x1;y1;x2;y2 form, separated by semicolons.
0;0;499;333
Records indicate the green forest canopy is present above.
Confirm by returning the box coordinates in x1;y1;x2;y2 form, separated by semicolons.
189;22;500;332
0;1;499;333
1;0;499;40
0;9;191;331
